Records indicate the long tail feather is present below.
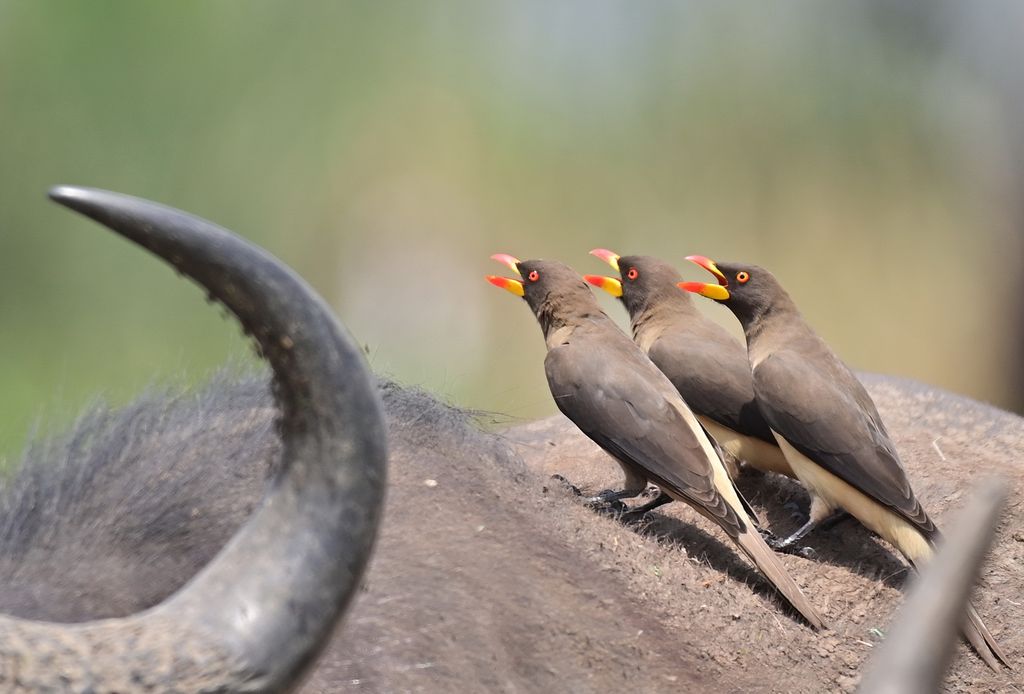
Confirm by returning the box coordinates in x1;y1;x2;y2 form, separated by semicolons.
733;527;827;630
905;536;1010;671
963;601;1011;670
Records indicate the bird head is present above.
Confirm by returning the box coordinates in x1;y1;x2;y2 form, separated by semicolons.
487;254;597;333
679;256;779;326
585;249;689;318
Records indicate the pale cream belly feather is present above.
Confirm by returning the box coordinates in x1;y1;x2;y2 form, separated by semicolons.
773;433;932;564
665;400;748;515
697;416;794;478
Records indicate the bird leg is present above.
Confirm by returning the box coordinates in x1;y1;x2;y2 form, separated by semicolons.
582;488;633;514
817;509;853;532
619;491;673;520
770;520;820;557
783;502;852;529
770;497;843;557
584;465;650;512
585;465;646;504
551;467;658;516
757;525;782;545
589;488;642;504
548;475;634;513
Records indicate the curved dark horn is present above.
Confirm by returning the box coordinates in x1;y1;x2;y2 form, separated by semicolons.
0;186;387;691
859;477;1007;694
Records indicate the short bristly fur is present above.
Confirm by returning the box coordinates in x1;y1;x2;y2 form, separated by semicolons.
1;368;1018;689
0;373;277;622
0;371;514;623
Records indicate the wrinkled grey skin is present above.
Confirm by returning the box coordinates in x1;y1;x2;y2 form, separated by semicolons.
0;187;387;692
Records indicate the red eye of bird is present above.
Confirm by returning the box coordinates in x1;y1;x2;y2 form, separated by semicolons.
627;267;638;280
737;271;750;284
528;270;540;282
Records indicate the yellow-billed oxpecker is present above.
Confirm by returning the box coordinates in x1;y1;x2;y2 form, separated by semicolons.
681;256;1008;669
486;254;826;629
585;249;793;481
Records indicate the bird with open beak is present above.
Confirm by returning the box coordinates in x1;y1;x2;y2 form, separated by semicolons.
585;249;794;482
486;253;826;629
681;255;1009;670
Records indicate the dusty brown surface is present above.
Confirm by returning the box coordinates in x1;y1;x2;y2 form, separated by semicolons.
312;375;1023;693
7;372;1017;690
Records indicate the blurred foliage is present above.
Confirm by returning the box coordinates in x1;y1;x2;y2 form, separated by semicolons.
0;2;1021;462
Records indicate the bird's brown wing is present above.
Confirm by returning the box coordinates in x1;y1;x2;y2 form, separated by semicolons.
545;338;745;537
695;416;764;526
648;333;776;443
753;350;935;536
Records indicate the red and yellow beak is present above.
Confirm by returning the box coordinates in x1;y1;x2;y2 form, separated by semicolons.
491;253;522;275
685;255;726;284
679;255;730;300
589;248;621;272
486;253;525;296
583;274;623;298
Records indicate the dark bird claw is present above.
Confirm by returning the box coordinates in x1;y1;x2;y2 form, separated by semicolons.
769;538;817;558
584;497;628;514
758;526;815;558
592;488;623;504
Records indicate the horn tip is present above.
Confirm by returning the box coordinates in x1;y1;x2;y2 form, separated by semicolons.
48;185;108;217
48;184;90;204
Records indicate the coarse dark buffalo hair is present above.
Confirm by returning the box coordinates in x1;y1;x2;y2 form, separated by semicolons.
0;187;387;691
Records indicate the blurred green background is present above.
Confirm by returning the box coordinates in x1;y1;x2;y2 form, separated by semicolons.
2;2;1023;463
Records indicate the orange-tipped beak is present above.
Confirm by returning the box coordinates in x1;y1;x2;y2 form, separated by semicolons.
487;253;525;296
487;275;525;296
490;253;522;276
584;274;623;298
681;255;730;300
589;248;621;272
679;281;730;300
685;255;727;285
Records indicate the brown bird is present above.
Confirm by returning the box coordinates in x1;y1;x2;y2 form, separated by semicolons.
486;254;826;629
681;255;1009;669
584;249;793;480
